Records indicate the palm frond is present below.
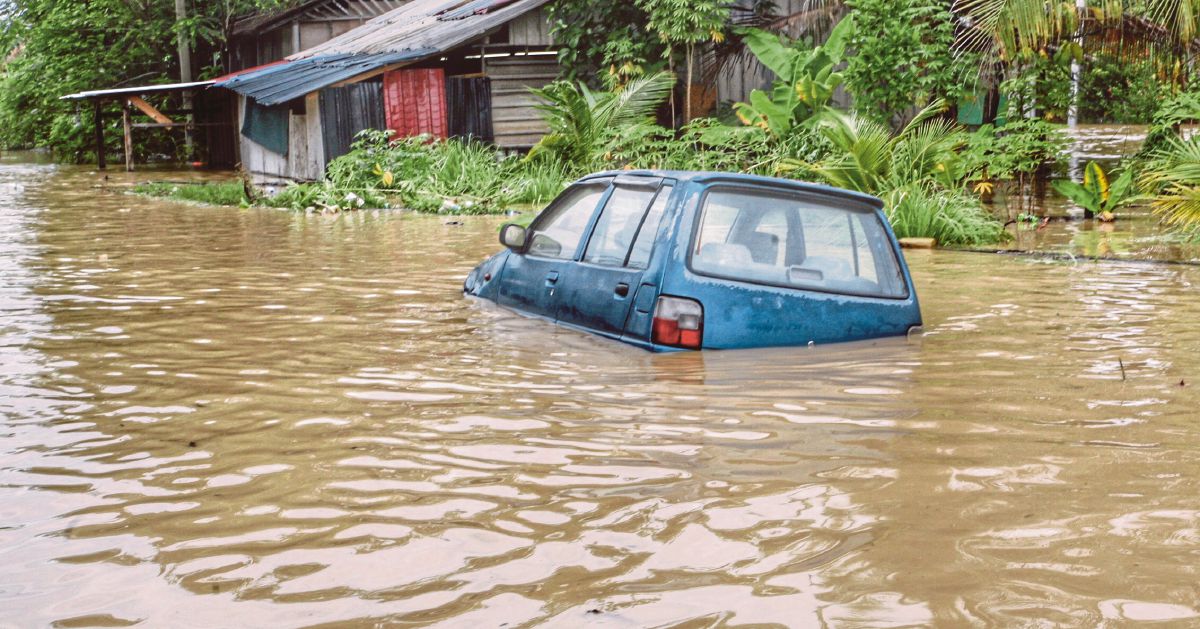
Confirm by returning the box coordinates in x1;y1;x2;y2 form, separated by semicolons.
811;110;894;193
1152;183;1200;229
599;71;677;129
896;98;950;140
952;0;1076;60
1146;0;1200;44
1140;135;1200;191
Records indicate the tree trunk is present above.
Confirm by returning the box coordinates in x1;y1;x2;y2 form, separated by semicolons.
685;43;694;123
667;46;677;129
176;0;193;159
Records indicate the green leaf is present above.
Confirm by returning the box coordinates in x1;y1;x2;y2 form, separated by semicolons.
740;29;799;82
1052;180;1101;213
822;14;855;64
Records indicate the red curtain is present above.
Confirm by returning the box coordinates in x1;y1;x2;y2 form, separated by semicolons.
383;68;448;140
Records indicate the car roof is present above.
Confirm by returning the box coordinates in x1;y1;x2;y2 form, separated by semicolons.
575;170;884;209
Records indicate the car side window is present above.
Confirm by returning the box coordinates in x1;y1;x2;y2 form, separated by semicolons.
583;186;657;267
626;185;673;269
527;184;607;259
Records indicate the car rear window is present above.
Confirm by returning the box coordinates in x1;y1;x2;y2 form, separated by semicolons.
690;188;908;298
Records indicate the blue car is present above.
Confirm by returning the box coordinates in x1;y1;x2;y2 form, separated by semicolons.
464;171;922;351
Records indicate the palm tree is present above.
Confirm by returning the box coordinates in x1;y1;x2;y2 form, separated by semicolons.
951;0;1082;62
1139;134;1200;230
528;71;677;168
794;99;968;194
1146;0;1200;47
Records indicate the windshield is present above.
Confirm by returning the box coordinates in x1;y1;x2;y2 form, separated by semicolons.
691;188;908;298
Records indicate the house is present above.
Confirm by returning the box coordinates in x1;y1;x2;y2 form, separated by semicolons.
216;0;557;189
229;0;410;71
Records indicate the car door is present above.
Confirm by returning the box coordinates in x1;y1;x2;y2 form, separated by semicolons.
555;177;674;338
496;181;609;320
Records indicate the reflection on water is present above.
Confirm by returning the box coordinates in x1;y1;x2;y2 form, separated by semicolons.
2;152;1200;627
994;124;1200;262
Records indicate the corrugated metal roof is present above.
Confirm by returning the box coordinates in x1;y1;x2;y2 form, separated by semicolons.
216;0;549;107
216;51;429;106
291;0;552;59
231;0;409;37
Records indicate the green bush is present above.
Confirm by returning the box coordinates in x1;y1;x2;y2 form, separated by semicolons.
963;119;1067;181
882;184;1009;246
266;131;570;214
844;0;975;128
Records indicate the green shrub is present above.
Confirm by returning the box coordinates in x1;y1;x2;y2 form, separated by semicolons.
882;184;1008;246
266;131;570;214
963;119;1067;181
1138;135;1200;233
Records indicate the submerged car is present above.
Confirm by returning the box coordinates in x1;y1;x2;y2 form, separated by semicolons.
464;171;922;351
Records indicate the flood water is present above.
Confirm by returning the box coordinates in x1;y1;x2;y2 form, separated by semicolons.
3;141;1200;627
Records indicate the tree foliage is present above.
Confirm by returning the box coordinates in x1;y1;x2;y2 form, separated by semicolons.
545;0;665;86
732;18;854;138
845;0;976;127
0;0;294;155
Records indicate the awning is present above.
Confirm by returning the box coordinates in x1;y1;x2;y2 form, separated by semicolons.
215;51;430;106
60;81;215;101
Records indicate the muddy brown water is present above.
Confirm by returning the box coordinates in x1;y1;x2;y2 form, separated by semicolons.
2;137;1200;627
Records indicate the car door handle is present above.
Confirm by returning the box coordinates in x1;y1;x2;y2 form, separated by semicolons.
545;271;559;285
614;283;630;297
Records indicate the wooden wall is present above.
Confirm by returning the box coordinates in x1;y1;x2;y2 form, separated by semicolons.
486;55;558;149
508;8;553;47
237;93;326;189
299;19;372;51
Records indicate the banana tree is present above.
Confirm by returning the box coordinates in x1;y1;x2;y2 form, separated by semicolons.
733;14;854;138
1051;161;1137;221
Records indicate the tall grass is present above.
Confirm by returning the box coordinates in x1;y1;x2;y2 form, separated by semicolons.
133;181;247;206
881;184;1008;246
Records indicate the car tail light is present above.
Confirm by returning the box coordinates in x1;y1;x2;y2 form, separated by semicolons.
652;296;703;349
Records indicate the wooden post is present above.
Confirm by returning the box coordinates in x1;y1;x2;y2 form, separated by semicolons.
122;99;133;171
93;100;106;170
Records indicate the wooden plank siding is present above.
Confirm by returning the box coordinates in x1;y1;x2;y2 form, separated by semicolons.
237;94;326;189
507;8;553;47
231;0;410;71
485;55;557;149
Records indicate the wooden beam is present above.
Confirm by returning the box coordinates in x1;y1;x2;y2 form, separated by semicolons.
122;100;133;172
328;61;414;88
97;108;195;119
131;122;229;128
128;96;173;125
93;100;106;170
